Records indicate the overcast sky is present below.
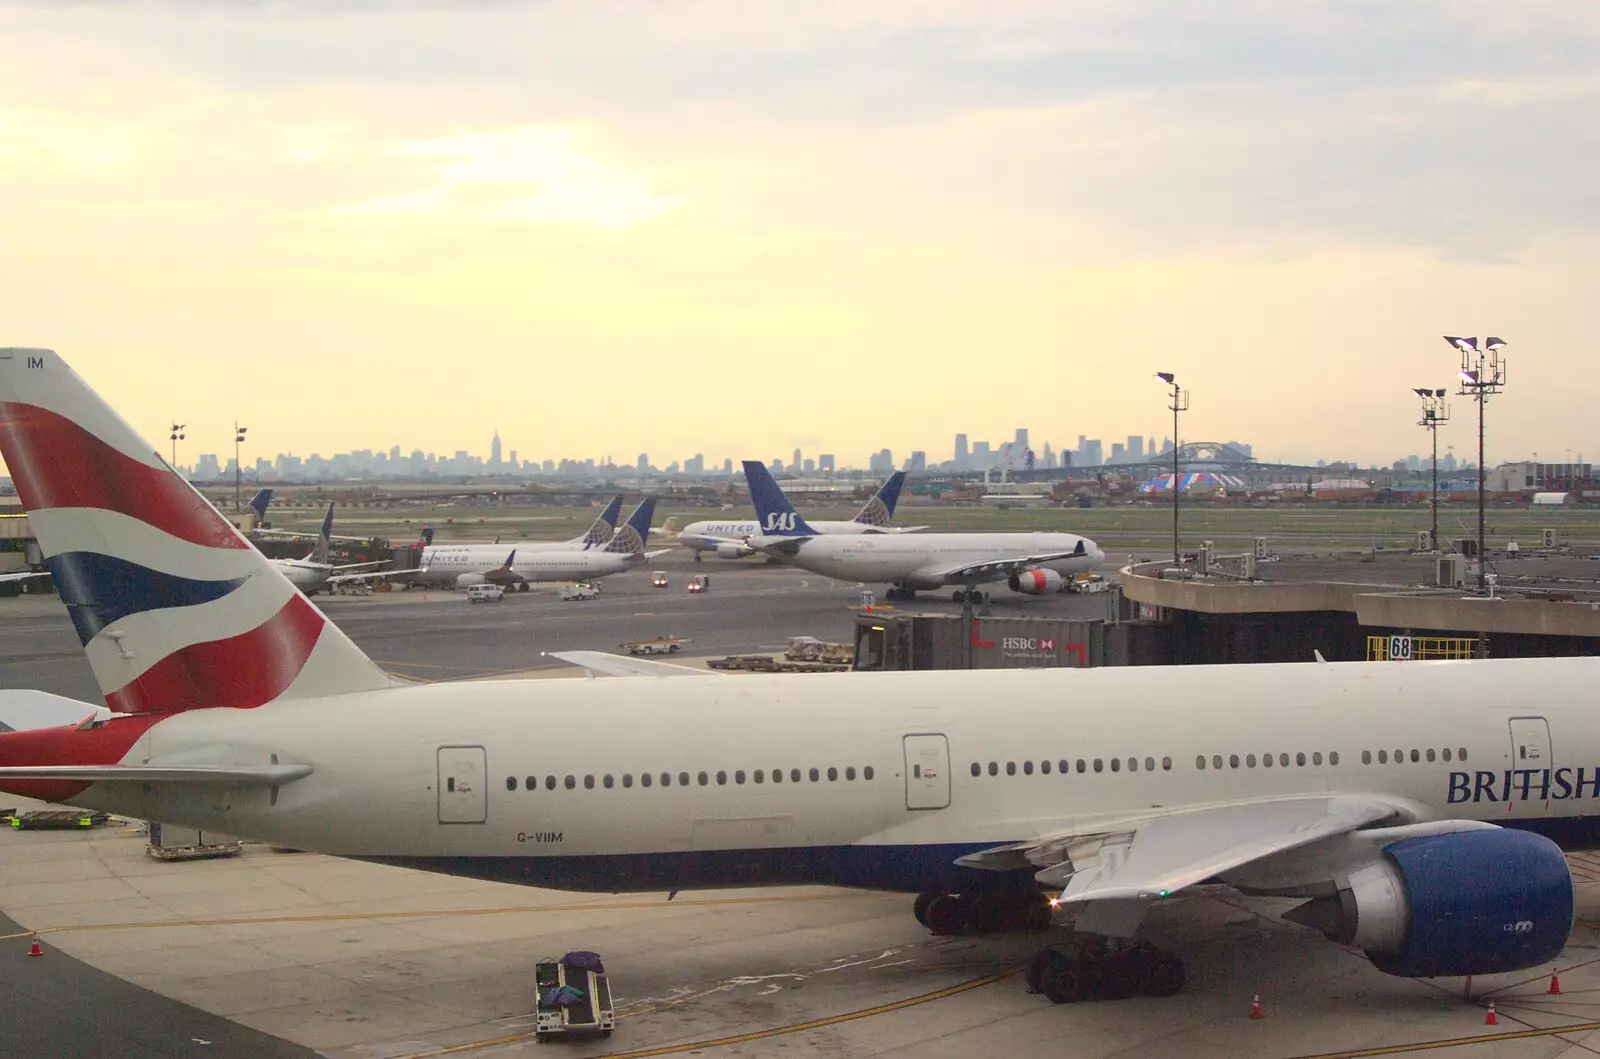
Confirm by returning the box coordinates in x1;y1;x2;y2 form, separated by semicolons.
2;1;1596;471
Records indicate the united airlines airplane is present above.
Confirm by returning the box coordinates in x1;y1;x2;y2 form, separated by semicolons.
0;347;1583;1004
675;470;922;561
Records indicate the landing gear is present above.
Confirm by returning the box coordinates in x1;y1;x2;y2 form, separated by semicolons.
953;589;985;604
517;582;530;592
886;586;918;602
1027;938;1185;1002
913;890;1051;935
694;553;703;563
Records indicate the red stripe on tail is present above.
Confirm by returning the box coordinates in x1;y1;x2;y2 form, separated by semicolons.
105;594;326;713
0;402;248;550
0;712;164;803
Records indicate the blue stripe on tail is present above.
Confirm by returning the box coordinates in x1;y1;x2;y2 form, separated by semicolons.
46;552;250;646
741;461;816;536
248;488;274;520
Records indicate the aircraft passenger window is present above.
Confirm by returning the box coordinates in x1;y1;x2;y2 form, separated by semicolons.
772;769;783;783
1127;758;1137;772
1077;759;1088;773
717;770;728;785
1229;755;1240;769
545;775;557;791
971;763;981;777
1093;759;1104;773
1006;762;1016;776
1246;754;1256;768
1279;753;1289;767
1377;750;1387;764
604;775;614;789
810;768;820;781
1362;751;1372;764
525;776;536;791
846;767;857;780
680;772;690;787
584;775;595;790
1426;749;1435;763
1059;760;1070;774
1459;748;1468;761
1410;750;1420;763
660;773;671;787
1196;756;1206;770
1110;759;1121;773
1393;749;1402;763
1442;748;1452;762
699;772;709;786
1023;761;1034;775
1149;758;1159;772
1041;760;1052;775
754;770;764;784
1296;753;1306;767
1312;752;1322;765
642;773;653;787
623;774;633;788
1330;752;1339;765
735;770;745;784
828;767;839;781
1262;754;1272;768
989;762;999;776
793;768;803;782
506;777;517;791
864;766;874;780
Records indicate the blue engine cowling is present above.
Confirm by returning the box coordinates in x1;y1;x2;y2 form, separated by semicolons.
1288;828;1572;978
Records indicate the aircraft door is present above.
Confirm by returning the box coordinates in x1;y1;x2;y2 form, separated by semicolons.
1508;717;1553;812
438;746;488;824
904;734;951;810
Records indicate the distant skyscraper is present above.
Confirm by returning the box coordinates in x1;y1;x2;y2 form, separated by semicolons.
509;450;517;469
908;451;926;472
491;429;502;467
723;458;734;475
1082;439;1103;466
792;447;802;472
972;441;991;469
1111;442;1126;462
1128;435;1144;459
869;449;894;474
1041;442;1055;469
954;434;969;470
771;458;784;473
819;454;835;472
636;453;649;474
1015;428;1029;454
803;457;815;473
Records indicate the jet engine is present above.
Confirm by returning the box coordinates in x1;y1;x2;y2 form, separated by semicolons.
455;573;486;588
1008;568;1063;595
716;543;754;559
1285;828;1572;977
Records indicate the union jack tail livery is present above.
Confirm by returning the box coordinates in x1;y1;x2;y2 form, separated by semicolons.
0;348;393;715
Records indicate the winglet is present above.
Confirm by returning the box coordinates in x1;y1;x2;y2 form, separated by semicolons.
742;461;817;536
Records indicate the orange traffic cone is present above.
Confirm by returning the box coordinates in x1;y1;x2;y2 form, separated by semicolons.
1249;993;1263;1020
1549;972;1562;996
27;937;42;957
1484;1000;1497;1026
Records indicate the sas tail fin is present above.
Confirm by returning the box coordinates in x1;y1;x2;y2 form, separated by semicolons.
603;496;656;556
853;471;905;527
247;488;274;522
579;495;624;549
0;348;393;714
742;460;816;536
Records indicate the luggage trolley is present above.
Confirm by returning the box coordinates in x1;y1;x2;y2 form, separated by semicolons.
534;951;615;1042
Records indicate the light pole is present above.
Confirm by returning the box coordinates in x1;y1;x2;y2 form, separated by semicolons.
1447;336;1507;593
1412;388;1449;551
1156;373;1188;567
169;422;186;471
234;422;249;513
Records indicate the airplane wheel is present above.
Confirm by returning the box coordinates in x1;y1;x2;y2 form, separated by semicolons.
1042;952;1092;1004
695;554;703;562
913;892;937;927
924;894;967;935
952;591;966;603
968;590;985;604
967;895;1006;934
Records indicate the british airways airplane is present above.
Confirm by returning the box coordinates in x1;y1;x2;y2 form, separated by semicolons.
674;470;924;561
0;347;1583;1003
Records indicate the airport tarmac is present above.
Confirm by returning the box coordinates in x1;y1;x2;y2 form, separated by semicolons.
8;554;1600;1058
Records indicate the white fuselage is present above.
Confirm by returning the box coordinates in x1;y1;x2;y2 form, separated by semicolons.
413;546;643;586
271;558;334;593
677;519;890;556
62;657;1600;895
760;531;1101;589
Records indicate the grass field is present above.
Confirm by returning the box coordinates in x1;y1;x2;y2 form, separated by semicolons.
243;500;1600;554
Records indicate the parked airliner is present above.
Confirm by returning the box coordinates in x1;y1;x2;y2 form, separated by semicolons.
414;497;625;581
264;503;410;595
0;347;1584;1003
410;498;662;589
742;461;1100;602
675;471;922;561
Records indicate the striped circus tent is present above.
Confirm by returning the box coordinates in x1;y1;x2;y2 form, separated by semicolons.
1139;472;1247;495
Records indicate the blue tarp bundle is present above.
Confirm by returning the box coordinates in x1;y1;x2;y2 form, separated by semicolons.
561;950;605;975
541;984;587;1008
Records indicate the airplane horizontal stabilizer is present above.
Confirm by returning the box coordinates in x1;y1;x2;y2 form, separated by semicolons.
0;763;314;786
0;690;110;733
545;650;718;679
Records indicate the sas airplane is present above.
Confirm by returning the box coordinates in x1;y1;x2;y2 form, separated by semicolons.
742;461;1099;602
0;346;1585;1005
675;470;923;561
410;498;662;590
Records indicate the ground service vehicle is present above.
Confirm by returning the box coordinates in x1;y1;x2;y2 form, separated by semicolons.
623;637;690;656
466;583;504;603
688;575;708;593
559;583;601;602
652;571;669;587
534;951;614;1042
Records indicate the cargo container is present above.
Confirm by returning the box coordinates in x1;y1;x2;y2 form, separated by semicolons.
854;613;1107;671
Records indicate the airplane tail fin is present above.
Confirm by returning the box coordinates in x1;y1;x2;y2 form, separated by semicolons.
660;516;680;536
247;488;274;522
316;502;335;562
0;348;393;714
603;496;656;555
854;470;905;527
579;495;624;549
742;461;816;536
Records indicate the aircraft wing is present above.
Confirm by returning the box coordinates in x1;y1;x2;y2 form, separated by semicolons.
916;541;1089;583
545;650;719;678
0;763;314;786
325;568;416;585
0;570;50;585
0;690;110;733
955;795;1404;906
